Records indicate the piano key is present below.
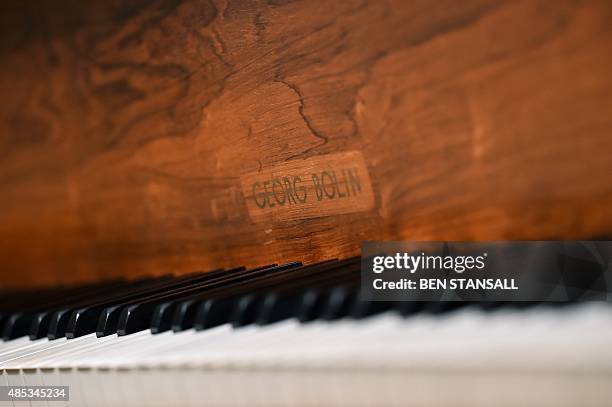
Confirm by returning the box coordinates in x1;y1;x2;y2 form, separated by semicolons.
177;258;352;329
0;279;131;341
65;270;233;339
13;303;611;369
48;276;177;340
350;299;395;319
168;262;303;333
96;306;123;337
28;311;50;340
255;274;361;326
148;265;285;335
169;299;197;332
116;303;156;336
48;308;80;340
0;301;610;406
320;286;357;321
256;292;300;325
24;279;133;340
193;297;236;331
1;258;607;370
87;274;221;338
63;307;102;339
150;301;178;334
226;259;356;327
296;289;329;323
188;260;359;331
2;312;33;341
231;295;263;328
116;264;293;336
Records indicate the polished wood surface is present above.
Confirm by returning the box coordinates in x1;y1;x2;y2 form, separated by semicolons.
1;0;611;288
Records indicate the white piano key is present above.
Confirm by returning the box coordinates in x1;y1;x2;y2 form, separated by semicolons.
0;371;14;407
4;370;27;407
22;370;47;407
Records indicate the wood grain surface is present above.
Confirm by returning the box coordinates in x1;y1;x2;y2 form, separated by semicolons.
0;0;611;288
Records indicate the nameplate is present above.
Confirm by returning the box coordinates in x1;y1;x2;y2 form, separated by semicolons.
241;151;375;221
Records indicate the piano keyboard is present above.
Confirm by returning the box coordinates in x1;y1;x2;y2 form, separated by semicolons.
0;258;611;406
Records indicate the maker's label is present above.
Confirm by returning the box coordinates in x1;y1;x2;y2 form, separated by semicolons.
241;151;375;221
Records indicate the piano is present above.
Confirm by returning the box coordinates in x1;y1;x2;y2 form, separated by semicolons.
0;0;611;405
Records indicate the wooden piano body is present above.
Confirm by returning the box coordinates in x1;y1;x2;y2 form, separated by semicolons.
0;0;611;287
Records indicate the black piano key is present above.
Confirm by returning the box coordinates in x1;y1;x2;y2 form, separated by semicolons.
232;260;352;327
75;291;186;339
1;257;366;341
2;278;133;341
150;301;178;334
50;276;176;339
231;295;264;328
193;296;236;331
169;262;303;333
47;309;74;340
0;314;7;333
110;264;269;336
192;260;359;329
116;303;157;336
156;263;293;307
2;313;34;341
256;292;300;325
350;299;394;319
141;276;272;335
256;277;357;326
117;264;288;336
66;301;144;339
42;279;135;339
65;307;105;339
146;263;296;334
29;312;52;340
1;276;166;339
321;287;356;321
95;306;123;337
271;268;361;325
297;289;328;323
66;270;231;339
170;299;198;332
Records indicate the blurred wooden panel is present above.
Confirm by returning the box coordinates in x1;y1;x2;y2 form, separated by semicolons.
0;0;611;288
